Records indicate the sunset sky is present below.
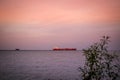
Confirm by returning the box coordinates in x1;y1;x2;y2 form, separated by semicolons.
0;0;120;50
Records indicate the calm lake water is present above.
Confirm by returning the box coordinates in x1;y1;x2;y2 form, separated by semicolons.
0;51;85;80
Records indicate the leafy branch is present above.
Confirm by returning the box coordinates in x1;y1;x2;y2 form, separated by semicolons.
79;36;120;80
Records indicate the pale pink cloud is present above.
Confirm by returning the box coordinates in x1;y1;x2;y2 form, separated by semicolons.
0;0;120;24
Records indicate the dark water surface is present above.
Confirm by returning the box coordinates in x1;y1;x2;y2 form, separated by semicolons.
0;51;85;80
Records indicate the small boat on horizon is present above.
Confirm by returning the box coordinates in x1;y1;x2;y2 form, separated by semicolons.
15;49;20;51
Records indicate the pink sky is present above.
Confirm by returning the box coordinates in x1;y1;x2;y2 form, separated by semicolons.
0;0;120;50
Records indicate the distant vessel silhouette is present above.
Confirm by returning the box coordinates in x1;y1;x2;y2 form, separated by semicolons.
15;49;20;51
53;48;76;51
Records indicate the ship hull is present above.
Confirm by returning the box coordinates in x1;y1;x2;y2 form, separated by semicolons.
53;48;76;51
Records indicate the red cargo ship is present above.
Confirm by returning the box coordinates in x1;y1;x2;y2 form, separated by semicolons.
53;48;77;51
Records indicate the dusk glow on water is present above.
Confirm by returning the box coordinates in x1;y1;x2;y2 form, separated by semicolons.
0;51;84;80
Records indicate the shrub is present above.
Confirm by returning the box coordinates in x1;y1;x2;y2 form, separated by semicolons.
79;36;120;80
